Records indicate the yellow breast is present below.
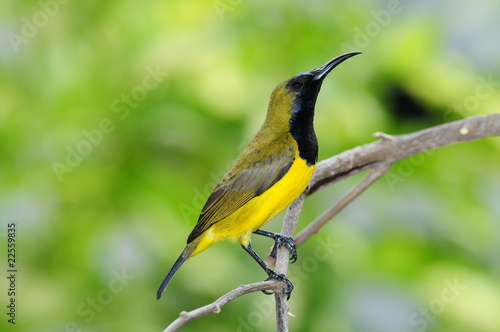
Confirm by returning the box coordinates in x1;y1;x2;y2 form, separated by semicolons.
191;154;315;256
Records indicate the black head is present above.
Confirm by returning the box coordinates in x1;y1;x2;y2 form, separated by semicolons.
286;52;362;110
282;52;361;165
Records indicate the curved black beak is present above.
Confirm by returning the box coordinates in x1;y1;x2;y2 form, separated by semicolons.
312;52;362;81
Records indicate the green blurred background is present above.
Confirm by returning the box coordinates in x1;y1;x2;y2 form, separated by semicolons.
1;0;500;331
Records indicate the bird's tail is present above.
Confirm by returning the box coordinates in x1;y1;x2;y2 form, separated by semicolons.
156;240;198;300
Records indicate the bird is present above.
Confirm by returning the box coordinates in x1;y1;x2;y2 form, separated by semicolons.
157;52;361;300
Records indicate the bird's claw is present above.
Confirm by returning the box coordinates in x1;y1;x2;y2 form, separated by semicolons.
262;270;294;300
270;234;297;263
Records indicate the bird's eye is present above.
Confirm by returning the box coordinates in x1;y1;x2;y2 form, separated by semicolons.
290;79;303;91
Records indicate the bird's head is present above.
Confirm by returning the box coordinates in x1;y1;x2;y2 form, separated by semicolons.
266;52;361;128
261;52;360;165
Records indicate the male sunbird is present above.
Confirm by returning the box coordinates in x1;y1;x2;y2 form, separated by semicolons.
157;52;360;300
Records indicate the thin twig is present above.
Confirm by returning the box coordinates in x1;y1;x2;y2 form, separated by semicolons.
295;163;389;247
308;113;500;196
291;114;500;247
274;195;306;332
163;280;280;332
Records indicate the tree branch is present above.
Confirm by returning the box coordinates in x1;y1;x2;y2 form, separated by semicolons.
163;280;281;332
307;113;500;196
163;113;500;331
274;195;306;332
293;113;500;246
295;164;388;247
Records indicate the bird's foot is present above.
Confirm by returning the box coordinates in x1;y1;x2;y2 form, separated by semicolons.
262;269;294;300
270;234;297;263
254;229;297;263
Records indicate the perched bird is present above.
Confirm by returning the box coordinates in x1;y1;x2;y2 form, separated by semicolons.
157;52;360;300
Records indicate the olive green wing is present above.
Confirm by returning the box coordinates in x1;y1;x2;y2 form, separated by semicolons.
187;144;295;243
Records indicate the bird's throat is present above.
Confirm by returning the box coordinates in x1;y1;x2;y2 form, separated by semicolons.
289;109;318;166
